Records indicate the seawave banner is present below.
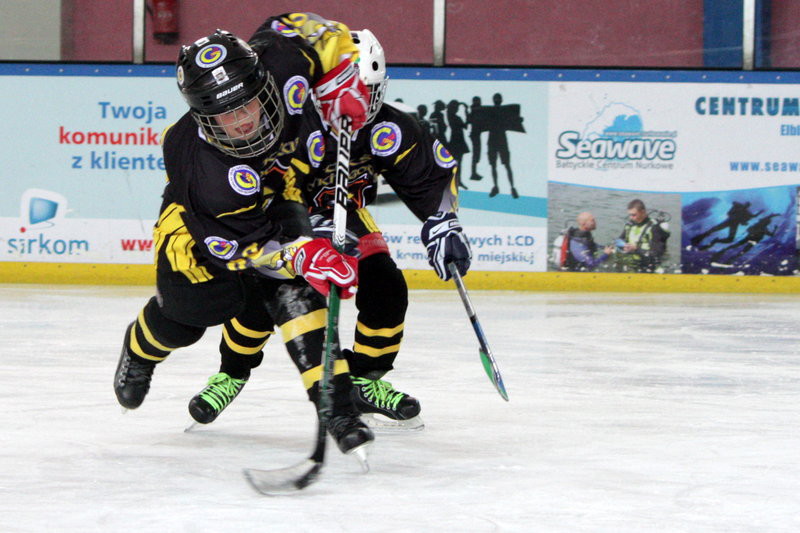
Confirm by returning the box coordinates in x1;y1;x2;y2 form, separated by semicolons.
1;64;799;277
548;81;800;192
545;76;800;276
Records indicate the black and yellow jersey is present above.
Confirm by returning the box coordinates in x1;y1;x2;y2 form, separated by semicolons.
253;12;359;75
155;92;324;283
305;102;459;221
152;16;363;285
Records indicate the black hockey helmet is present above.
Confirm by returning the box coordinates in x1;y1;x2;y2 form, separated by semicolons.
176;29;284;158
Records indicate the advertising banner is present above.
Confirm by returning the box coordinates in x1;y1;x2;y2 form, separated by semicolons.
1;65;798;278
547;77;800;275
0;65;183;265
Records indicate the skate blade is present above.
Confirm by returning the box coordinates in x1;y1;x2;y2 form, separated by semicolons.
346;441;372;473
361;413;425;433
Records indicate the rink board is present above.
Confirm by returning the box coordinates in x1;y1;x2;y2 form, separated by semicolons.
2;261;800;293
2;64;800;290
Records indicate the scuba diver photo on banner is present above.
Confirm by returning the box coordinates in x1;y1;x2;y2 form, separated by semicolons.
682;186;798;276
548;182;680;274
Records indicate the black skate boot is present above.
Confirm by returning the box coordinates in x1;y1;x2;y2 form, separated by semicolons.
327;412;375;454
188;372;248;424
114;323;156;409
350;372;424;431
351;375;421;419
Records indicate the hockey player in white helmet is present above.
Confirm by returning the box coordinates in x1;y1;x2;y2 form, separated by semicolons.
352;29;388;124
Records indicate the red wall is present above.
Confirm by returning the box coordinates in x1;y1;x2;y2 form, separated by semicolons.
61;0;133;62
767;1;800;68
60;1;800;68
62;1;434;64
445;0;704;67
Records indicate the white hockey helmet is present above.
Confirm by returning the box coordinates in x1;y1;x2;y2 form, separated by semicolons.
351;29;388;124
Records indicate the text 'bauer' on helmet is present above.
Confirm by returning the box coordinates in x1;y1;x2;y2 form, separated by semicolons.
176;29;285;158
351;29;387;125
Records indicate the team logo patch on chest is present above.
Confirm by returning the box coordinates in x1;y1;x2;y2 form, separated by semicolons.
433;140;457;168
204;236;238;259
306;130;326;167
370;121;402;157
195;44;227;68
271;20;299;37
283;76;309;114
228;165;260;195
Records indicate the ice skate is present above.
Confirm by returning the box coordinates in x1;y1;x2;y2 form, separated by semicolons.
188;372;248;424
114;322;156;410
351;375;424;431
327;412;374;471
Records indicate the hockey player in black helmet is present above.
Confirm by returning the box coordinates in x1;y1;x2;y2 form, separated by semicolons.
176;30;284;158
192;25;472;430
114;22;375;456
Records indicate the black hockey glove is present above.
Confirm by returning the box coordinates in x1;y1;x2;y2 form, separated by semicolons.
420;211;472;281
309;213;361;257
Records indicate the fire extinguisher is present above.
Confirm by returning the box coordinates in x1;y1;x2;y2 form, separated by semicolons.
151;0;179;44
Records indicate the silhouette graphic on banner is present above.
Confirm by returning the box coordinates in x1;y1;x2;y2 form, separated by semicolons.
397;92;526;199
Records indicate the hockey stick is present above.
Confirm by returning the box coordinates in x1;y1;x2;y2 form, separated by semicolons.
448;263;509;401
244;116;353;495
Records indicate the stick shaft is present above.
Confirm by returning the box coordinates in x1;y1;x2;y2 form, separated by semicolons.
448;263;509;401
317;117;353;456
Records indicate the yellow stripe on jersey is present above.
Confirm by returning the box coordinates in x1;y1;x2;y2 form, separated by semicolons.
299;49;317;78
301;359;350;389
281;166;304;202
217;202;258;218
394;144;416;164
153;202;212;283
160;123;175;146
356;208;381;233
448;172;460;211
282;13;359;71
292;157;310;175
356;321;404;338
279;308;327;342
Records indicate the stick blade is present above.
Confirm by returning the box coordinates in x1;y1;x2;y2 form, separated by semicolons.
243;459;323;495
480;349;509;401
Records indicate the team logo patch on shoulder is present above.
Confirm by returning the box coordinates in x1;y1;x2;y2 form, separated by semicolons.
306;130;326;167
432;140;457;168
370;121;402;157
228;165;260;195
204;236;238;259
195;44;227;68
271;20;299;37
283;76;309;115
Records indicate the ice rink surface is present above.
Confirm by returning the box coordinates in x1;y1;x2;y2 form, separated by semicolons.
1;283;799;532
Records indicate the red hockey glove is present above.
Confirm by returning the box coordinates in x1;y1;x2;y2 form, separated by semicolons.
291;238;358;298
313;60;369;132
